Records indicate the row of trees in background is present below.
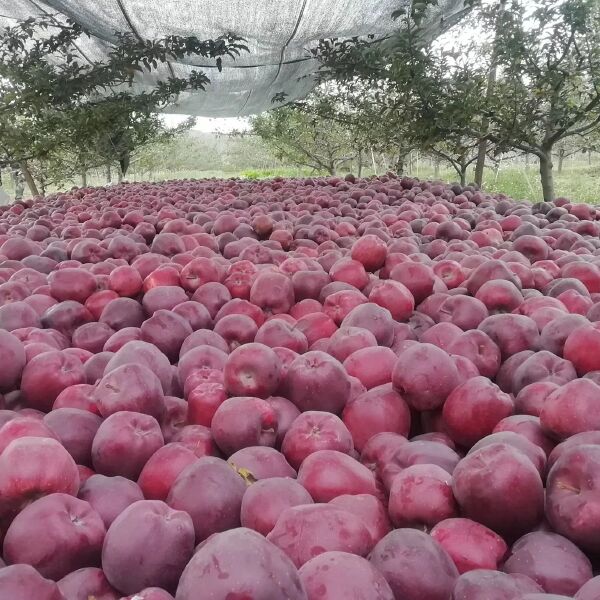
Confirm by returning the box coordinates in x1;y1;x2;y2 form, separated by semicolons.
252;0;600;201
122;130;282;180
0;15;247;197
2;1;599;202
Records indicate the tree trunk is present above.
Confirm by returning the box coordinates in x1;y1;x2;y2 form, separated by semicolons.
20;161;39;197
474;67;499;186
11;166;24;200
589;151;592;166
0;170;9;206
474;137;489;188
119;150;130;178
525;153;530;171
557;149;565;174
370;147;377;174
357;149;363;178
460;166;467;187
474;0;505;187
433;155;440;178
539;151;555;202
81;170;88;188
117;169;123;183
395;154;405;176
106;163;112;183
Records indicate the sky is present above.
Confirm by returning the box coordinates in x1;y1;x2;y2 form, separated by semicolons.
163;114;249;133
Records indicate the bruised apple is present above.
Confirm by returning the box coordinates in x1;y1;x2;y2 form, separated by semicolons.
176;528;306;600
369;529;458;600
240;477;313;536
299;551;394;600
430;517;508;574
297;450;378;502
267;503;372;567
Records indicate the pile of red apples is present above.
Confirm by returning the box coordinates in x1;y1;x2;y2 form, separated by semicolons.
1;173;600;599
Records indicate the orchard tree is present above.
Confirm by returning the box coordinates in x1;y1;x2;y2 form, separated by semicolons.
419;57;489;184
429;138;480;186
486;0;600;200
251;99;357;176
313;0;600;198
554;137;590;174
27;152;75;195
312;0;489;182
121;115;197;180
290;82;418;176
68;106;196;183
473;0;507;187
580;129;600;166
0;15;246;195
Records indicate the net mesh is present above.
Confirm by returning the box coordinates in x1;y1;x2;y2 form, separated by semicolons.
0;0;468;117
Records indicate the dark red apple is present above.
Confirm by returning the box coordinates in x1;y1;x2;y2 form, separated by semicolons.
240;477;313;536
297;449;378;502
101;500;194;595
503;531;593;596
3;492;105;580
21;350;86;412
78;474;144;529
430;517;508;574
166;456;246;542
0;564;64;600
137;443;197;501
282;411;354;470
392;343;460;411
546;444;600;553
267;503;372;568
342;383;411;452
284;351;350;414
0;436;79;515
299;551;394;600
369;529;458;600
57;567;119;600
176;528;306;600
211;396;278;456
223;342;281;398
91;411;163;479
452;443;544;540
442;377;514;447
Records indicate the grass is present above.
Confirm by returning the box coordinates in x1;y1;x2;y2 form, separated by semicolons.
3;161;600;205
412;161;600;204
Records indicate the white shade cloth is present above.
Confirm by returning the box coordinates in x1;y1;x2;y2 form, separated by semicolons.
0;0;467;116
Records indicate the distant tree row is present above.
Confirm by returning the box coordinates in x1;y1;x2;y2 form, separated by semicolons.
4;2;599;202
253;0;600;201
0;15;247;197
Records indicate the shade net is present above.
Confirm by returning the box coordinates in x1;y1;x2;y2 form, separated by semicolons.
0;0;468;117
